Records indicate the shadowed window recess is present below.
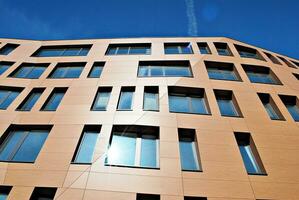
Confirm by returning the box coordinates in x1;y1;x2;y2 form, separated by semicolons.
293;73;299;80
0;125;52;163
117;87;135;110
16;88;45;111
242;64;282;85
72;125;101;164
164;43;193;54
178;128;202;171
234;44;265;60
48;62;85;78
278;56;297;68
88;62;105;78
0;44;19;55
279;95;299;121
41;87;67;111
257;93;284;120
143;86;159;111
91;87;112;111
106;125;159;169
29;187;57;200
32;45;91;57
205;61;241;81
138;61;193;77
197;42;211;54
9;63;49;79
264;52;281;65
184;197;207;200
0;186;12;200
0;86;23;110
214;42;233;56
234;132;267;175
168;86;210;115
291;60;299;68
106;43;151;55
214;89;242;117
136;193;160;200
0;62;14;76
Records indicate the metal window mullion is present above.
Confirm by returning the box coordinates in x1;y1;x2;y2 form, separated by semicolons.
135;137;141;166
192;141;200;170
8;131;29;161
128;46;131;54
178;46;182;54
162;66;166;76
148;65;151;76
115;47;119;55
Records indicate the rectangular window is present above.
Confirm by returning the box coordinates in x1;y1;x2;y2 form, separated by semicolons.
32;45;91;57
214;89;242;117
143;86;159;111
88;62;104;78
138;61;192;77
137;193;160;200
168;86;210;115
178;128;201;171
0;44;19;55
197;42;211;54
185;197;207;200
164;43;193;54
234;132;267;175
214;42;233;56
117;87;135;110
234;44;265;60
106;125;159;168
48;62;85;79
9;63;49;79
279;95;299;121
17;88;45;111
278;56;297;68
0;125;51;163
72;125;101;164
30;187;57;200
41;88;67;111
293;73;299;80
242;64;281;85
291;60;299;68
0;186;12;199
91;87;112;111
106;43;151;55
258;93;284;120
205;61;241;81
264;52;281;65
0;62;14;76
0;86;23;110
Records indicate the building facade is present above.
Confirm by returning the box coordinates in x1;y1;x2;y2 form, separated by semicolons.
0;37;298;200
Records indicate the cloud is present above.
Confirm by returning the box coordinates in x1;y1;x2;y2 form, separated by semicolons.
185;0;198;36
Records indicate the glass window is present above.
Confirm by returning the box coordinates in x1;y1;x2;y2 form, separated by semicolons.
106;44;151;55
49;63;85;78
293;73;299;80
88;62;104;78
242;64;281;85
30;187;57;200
9;63;48;79
0;126;50;162
41;88;67;111
234;44;264;60
117;87;135;110
137;194;160;200
72;126;101;164
179;129;201;171
164;43;193;54
17;88;44;111
0;44;19;55
214;42;233;56
258;93;284;120
0;87;22;110
0;186;12;200
197;42;211;54
215;90;241;117
234;132;266;175
0;62;13;75
143;87;159;111
205;61;240;81
278;56;297;68
91;87;111;111
279;94;299;121
32;45;91;57
184;197;207;200
264;52;281;65
106;125;159;168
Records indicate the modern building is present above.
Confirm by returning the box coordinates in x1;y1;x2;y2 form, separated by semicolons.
0;37;298;200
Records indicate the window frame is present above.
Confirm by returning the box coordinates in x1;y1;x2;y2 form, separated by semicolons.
105;43;151;55
117;87;135;111
16;88;45;111
0;43;19;55
143;86;159;111
32;45;92;57
197;42;211;54
164;43;194;54
214;89;242;117
0;86;23;110
91;87;112;111
87;62;105;78
48;62;86;79
9;63;49;79
205;61;242;82
40;87;67;111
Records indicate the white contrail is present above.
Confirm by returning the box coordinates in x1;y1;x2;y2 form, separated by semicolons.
185;0;198;36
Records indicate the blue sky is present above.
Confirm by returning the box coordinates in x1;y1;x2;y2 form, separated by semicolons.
0;0;298;59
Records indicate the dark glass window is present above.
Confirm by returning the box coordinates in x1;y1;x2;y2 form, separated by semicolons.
106;43;151;55
0;125;51;163
72;125;101;164
264;52;281;65
91;87;112;111
178;129;201;171
258;93;284;120
164;43;193;54
117;87;135;110
279;95;299;121
293;73;299;80
168;86;210;115
234;132;267;175
32;45;91;57
184;197;207;200
214;42;233;56
9;63;48;79
0;62;14;76
197;42;211;54
0;86;23;110
242;64;281;85
143;86;159;111
0;186;12;200
48;62;85;78
291;60;299;68
234;44;265;60
41;88;67;111
106;125;159;168
137;193;160;200
88;62;104;78
17;88;45;111
0;44;19;55
278;56;297;68
214;89;242;117
138;61;192;77
205;61;241;81
30;187;57;200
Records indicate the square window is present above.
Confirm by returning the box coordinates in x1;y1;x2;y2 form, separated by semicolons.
205;61;241;81
91;87;112;111
214;89;242;117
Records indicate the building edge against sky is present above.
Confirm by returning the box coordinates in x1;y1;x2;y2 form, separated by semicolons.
0;37;298;199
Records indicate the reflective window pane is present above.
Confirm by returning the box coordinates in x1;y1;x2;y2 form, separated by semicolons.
88;66;103;78
92;91;111;110
0;131;24;161
0;63;12;75
140;135;157;168
179;139;199;171
264;103;280;120
169;95;189;113
144;92;158;111
191;97;208;114
0;44;18;55
74;131;98;163
18;90;43;111
64;67;83;78
33;46;90;57
218;99;238;116
42;89;66;111
286;105;299;121
118;91;134;110
0;90;21;110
